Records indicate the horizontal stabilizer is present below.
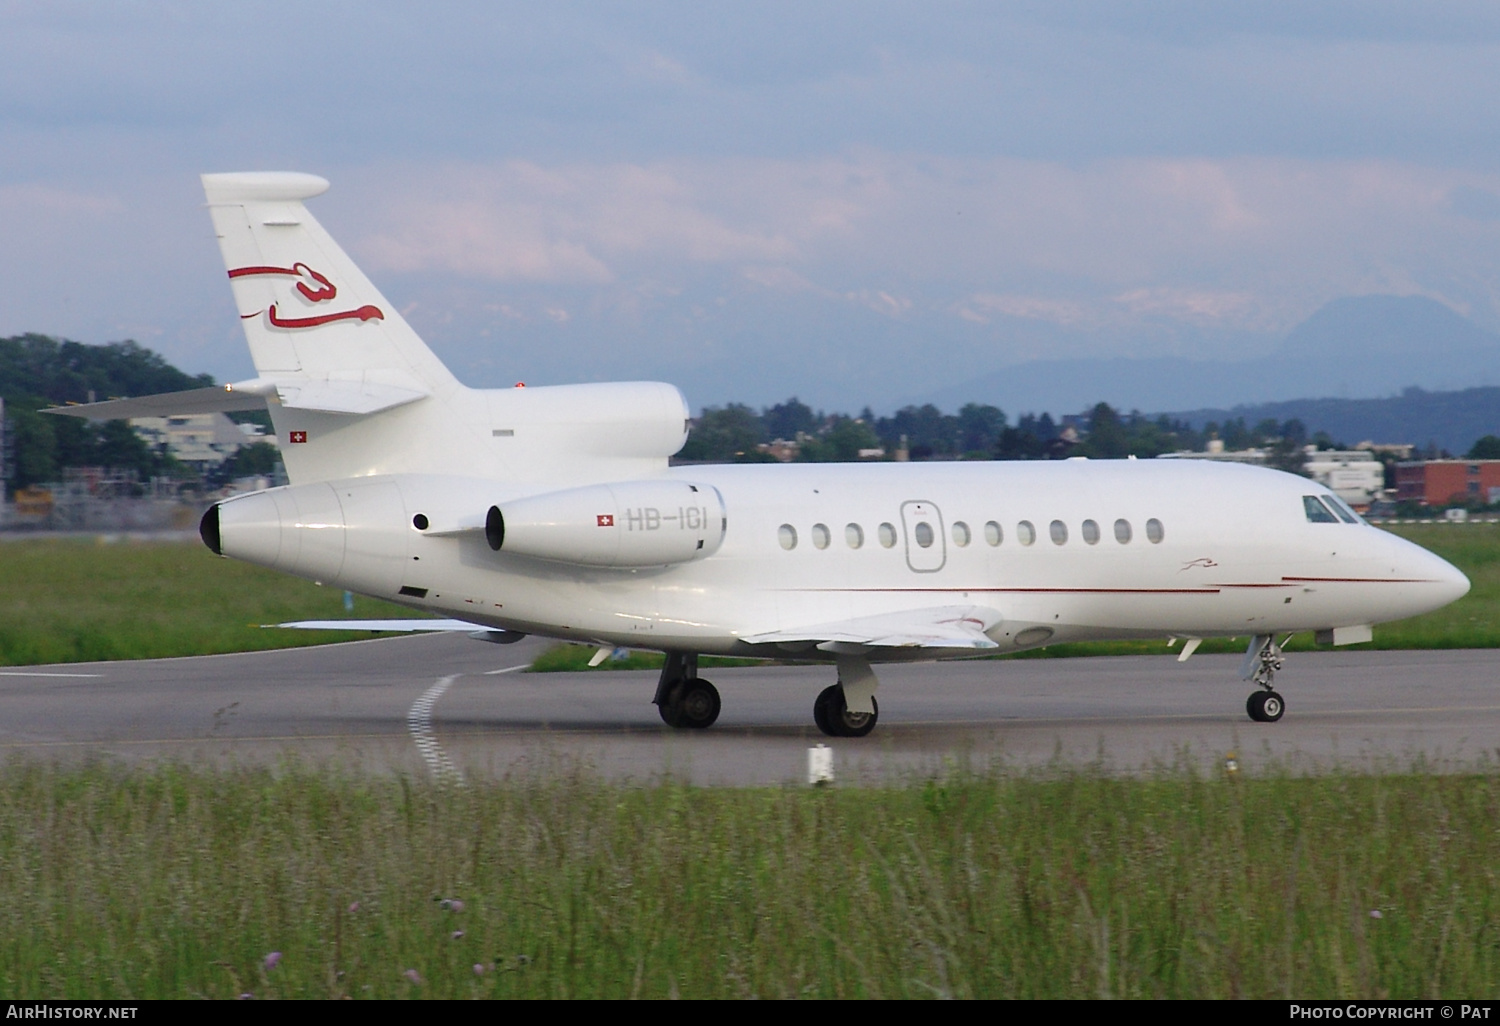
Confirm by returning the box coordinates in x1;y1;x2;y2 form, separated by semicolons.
274;380;428;414
747;605;1002;652
44;375;430;421
44;386;268;420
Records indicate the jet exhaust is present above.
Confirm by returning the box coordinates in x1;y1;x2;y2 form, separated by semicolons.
485;505;505;551
199;504;222;556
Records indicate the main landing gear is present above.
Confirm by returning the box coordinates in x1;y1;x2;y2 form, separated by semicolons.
1242;634;1288;723
653;650;886;737
814;685;878;737
653;652;720;729
813;653;881;738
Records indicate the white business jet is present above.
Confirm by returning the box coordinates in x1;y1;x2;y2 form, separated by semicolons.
49;173;1471;736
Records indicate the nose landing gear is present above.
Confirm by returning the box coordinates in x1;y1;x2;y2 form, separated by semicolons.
1246;689;1285;722
1241;634;1289;723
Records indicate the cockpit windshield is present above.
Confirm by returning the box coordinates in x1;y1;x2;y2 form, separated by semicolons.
1303;495;1340;523
1304;494;1364;524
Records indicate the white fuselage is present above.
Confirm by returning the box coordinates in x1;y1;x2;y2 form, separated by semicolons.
215;457;1469;661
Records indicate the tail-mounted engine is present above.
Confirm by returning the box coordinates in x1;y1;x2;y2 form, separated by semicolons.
486;480;726;568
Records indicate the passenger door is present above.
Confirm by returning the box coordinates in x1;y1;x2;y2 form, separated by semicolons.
900;500;946;573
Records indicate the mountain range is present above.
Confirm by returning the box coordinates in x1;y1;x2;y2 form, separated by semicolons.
918;294;1500;424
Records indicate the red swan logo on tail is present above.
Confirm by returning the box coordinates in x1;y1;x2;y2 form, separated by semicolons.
228;263;384;328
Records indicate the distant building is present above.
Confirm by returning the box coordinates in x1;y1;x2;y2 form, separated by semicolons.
1159;444;1268;466
1160;445;1383;507
1355;441;1415;460
1395;459;1500;506
1302;450;1384;508
130;413;275;471
757;438;800;462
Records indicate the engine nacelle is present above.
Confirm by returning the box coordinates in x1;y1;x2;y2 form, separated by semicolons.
487;480;726;568
200;477;409;596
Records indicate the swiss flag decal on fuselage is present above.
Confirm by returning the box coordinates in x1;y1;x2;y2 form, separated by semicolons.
597;514;614;527
289;430;308;444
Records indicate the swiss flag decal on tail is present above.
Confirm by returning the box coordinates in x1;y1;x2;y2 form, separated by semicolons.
289;430;308;444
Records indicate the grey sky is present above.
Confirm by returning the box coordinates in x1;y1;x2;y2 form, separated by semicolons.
3;2;1500;412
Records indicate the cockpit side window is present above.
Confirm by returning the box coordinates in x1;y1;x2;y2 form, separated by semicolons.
1327;494;1364;524
1303;495;1339;523
1325;495;1359;523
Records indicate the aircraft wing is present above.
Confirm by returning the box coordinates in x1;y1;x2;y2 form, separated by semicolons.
746;605;1003;652
272;618;488;631
269;619;527;644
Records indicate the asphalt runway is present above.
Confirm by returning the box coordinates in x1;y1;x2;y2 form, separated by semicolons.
2;634;1498;783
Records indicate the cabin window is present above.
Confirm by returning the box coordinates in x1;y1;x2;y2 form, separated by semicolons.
811;523;831;549
952;521;971;547
985;521;1002;546
1302;496;1339;523
1081;519;1100;545
1146;518;1165;543
1017;520;1036;546
1049;520;1068;545
779;524;798;550
914;522;935;548
1114;519;1132;543
879;522;897;548
846;523;864;548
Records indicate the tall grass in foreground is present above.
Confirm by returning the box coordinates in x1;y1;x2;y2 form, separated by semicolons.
2;763;1497;999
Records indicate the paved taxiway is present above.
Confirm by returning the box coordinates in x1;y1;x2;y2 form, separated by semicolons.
2;634;1498;783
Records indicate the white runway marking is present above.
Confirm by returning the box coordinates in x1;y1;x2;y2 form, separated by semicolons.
0;671;103;678
483;664;529;676
407;674;462;784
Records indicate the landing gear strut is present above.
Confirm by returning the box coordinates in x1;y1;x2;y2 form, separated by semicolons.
653;651;720;729
1241;634;1288;723
813;653;880;738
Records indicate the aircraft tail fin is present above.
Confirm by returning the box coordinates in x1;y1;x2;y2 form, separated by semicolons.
198;173;686;489
201;173;458;398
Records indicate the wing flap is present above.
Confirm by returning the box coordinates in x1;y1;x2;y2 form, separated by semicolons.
271;618;487;632
746;605;1002;651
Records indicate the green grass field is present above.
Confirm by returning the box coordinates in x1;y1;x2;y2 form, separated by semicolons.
2;762;1496;999
1;523;1497;668
0;537;415;666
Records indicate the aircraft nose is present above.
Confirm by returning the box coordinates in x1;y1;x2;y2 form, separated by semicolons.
1432;552;1471;606
1400;538;1470;610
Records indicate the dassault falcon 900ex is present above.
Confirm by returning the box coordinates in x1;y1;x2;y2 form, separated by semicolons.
49;172;1471;737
